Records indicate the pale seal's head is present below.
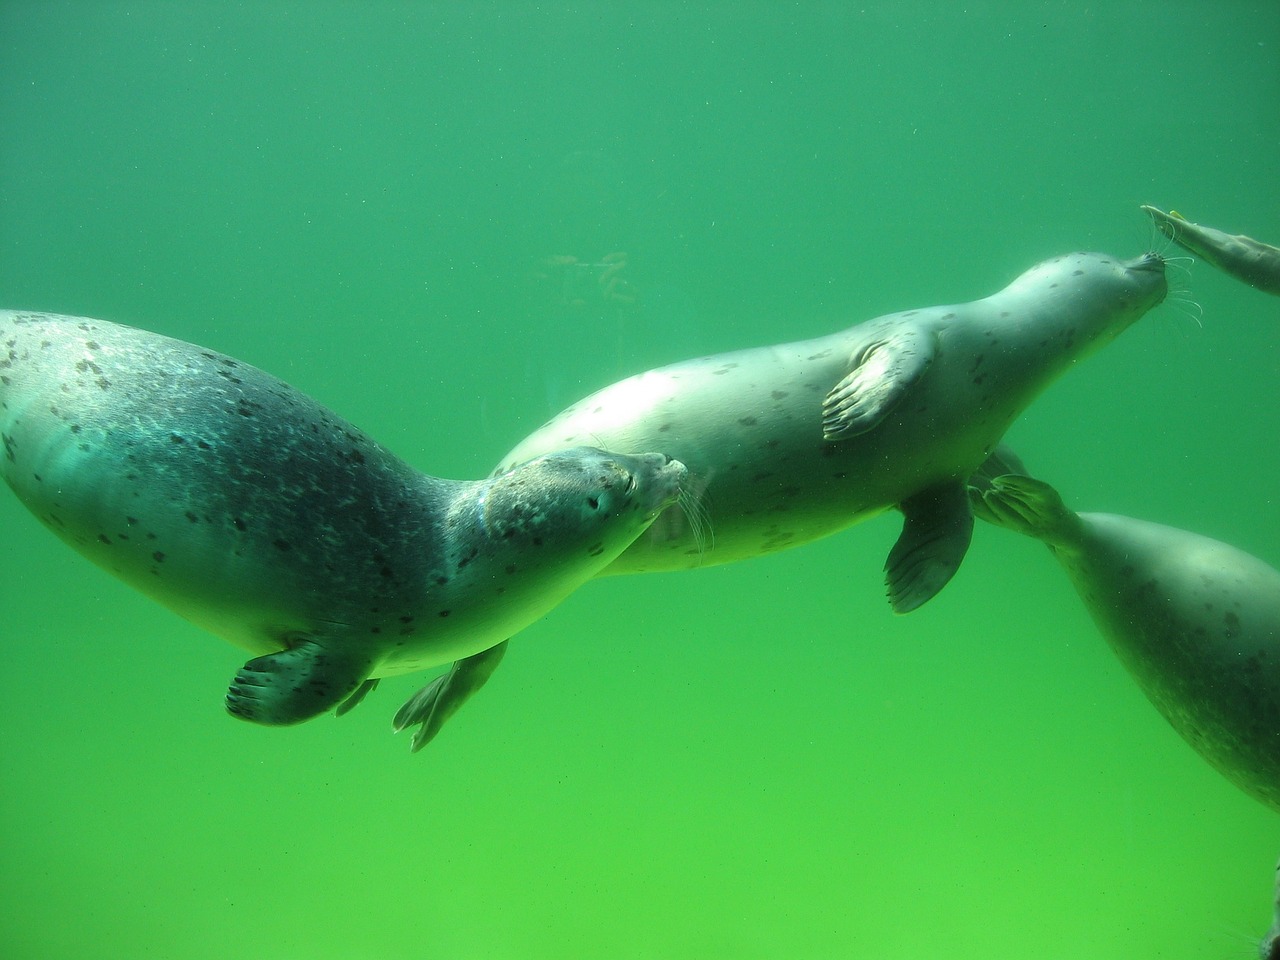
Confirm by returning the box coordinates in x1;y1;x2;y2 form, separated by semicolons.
1003;250;1168;356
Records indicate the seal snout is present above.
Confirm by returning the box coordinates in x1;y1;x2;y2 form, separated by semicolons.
637;452;687;514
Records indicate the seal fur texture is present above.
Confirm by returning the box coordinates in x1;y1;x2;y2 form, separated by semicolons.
498;251;1168;612
0;310;685;736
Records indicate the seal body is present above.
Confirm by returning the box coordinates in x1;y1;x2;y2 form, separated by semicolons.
971;463;1280;813
0;310;686;731
498;251;1167;611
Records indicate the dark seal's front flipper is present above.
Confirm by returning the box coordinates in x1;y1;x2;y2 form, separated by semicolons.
392;641;509;752
226;639;376;726
821;326;935;440
885;480;974;614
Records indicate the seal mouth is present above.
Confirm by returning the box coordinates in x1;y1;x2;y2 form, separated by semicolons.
1127;251;1166;273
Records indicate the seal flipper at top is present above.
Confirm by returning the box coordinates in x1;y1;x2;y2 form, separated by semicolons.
821;326;935;441
392;640;508;752
885;479;973;613
226;638;377;726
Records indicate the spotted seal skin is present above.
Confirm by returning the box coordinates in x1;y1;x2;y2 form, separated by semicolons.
499;251;1167;610
0;310;686;745
1143;205;1280;295
969;449;1280;813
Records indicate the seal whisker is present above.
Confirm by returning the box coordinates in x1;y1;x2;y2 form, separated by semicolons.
678;487;714;562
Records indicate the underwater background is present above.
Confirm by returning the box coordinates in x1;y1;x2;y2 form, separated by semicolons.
1;2;1277;958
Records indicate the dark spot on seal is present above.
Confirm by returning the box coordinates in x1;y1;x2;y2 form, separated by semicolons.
97;533;111;546
762;438;781;449
273;538;292;551
771;390;788;400
153;551;165;563
658;423;673;432
739;416;758;427
399;615;414;624
185;511;200;524
232;517;247;531
587;496;600;510
170;433;185;444
435;576;448;586
587;542;605;556
505;564;517;574
438;609;451;618
1224;611;1241;639
347;448;366;465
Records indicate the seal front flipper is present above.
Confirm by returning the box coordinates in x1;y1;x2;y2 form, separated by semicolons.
225;638;377;726
393;641;509;752
885;480;973;613
821;327;935;440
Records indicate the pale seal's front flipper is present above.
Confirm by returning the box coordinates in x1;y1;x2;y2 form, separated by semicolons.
1142;204;1280;295
822;326;934;440
393;641;508;752
226;638;378;725
886;480;973;613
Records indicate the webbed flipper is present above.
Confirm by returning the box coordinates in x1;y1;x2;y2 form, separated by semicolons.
335;677;380;717
225;639;376;726
822;326;935;440
393;641;509;752
886;480;973;613
967;473;1080;548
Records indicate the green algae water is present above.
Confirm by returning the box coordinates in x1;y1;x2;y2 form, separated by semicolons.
1;3;1277;958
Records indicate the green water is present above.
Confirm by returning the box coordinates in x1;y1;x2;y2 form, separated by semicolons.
2;2;1278;958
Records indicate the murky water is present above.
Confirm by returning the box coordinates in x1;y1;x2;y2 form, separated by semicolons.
2;3;1277;958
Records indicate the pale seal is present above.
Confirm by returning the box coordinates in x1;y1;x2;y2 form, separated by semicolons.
0;310;686;747
1143;204;1280;295
969;449;1280;813
500;250;1167;608
386;251;1166;735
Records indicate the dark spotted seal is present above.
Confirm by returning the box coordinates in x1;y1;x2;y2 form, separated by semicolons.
0;310;686;746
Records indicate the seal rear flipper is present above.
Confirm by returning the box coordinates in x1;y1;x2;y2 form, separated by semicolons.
967;474;1079;548
885;480;973;614
335;677;380;717
821;327;934;441
392;641;509;753
225;639;376;726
